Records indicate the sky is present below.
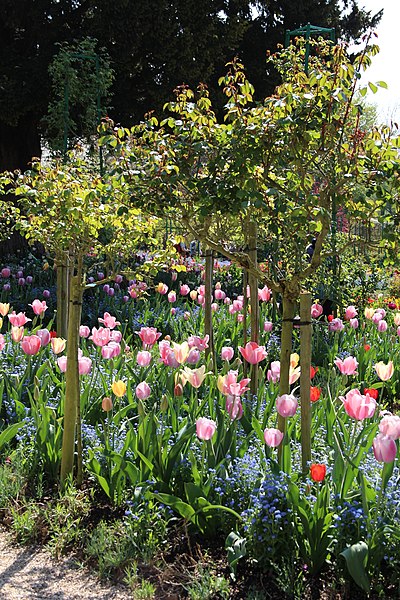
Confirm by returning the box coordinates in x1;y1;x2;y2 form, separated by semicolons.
353;1;400;124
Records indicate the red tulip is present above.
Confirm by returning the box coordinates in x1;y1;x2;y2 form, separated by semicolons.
310;464;326;482
310;386;321;402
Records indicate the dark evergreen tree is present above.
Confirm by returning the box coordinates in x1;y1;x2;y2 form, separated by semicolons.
0;0;382;172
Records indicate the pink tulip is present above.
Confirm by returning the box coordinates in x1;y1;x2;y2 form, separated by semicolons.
197;294;205;305
184;311;190;321
340;388;376;420
187;348;201;364
8;311;31;327
264;321;273;333
156;282;168;295
90;327;111;347
187;335;209;351
98;312;120;329
311;303;323;319
267;361;281;383
79;325;90;338
224;297;231;305
373;433;397;463
232;299;243;313
37;329;50;347
334;356;358;376
79;356;92;375
349;318;359;329
137;326;161;348
372;312;383;324
344;305;358;320
218;371;250;397
211;302;219;312
239;342;268;365
377;320;388;332
276;394;298;418
171;271;178;282
226;395;243;420
375;361;394;381
196;417;217;441
136;381;151;399
57;356;68;372
376;308;386;318
30;299;48;316
110;330;122;343
379;414;400;440
329;318;344;332
397;326;400;337
168;291;176;303
264;428;284;448
237;314;244;323
0;334;5;351
20;335;41;355
101;342;121;359
1;267;11;278
214;289;226;301
221;347;234;361
180;284;190;296
258;286;271;302
137;350;152;366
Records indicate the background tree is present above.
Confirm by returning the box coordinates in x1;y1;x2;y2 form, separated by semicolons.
0;0;381;173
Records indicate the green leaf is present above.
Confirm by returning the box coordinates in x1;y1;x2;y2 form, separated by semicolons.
0;422;25;451
225;531;247;578
340;542;370;593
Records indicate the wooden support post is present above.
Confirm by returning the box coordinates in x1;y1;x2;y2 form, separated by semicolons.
277;297;295;464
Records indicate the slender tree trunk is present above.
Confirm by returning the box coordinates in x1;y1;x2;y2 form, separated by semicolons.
300;291;312;472
56;252;70;339
242;269;248;379
60;264;83;484
277;296;295;462
248;221;259;397
204;248;214;366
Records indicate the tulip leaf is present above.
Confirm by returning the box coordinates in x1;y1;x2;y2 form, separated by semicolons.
340;541;370;593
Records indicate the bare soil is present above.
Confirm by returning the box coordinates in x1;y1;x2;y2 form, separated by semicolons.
0;527;132;600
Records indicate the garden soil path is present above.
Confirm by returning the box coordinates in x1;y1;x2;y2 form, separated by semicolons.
0;527;132;600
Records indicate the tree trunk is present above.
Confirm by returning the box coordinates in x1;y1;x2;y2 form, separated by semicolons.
56;253;70;340
204;248;214;366
300;291;312;472
60;267;83;483
248;221;259;397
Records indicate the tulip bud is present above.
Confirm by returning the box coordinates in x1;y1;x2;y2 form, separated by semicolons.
102;397;113;412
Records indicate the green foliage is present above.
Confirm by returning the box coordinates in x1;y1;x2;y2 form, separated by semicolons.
85;500;168;576
44;37;114;151
104;38;400;303
185;564;230;600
